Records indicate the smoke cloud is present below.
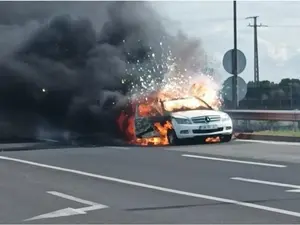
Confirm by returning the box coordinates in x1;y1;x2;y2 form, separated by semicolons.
0;1;212;143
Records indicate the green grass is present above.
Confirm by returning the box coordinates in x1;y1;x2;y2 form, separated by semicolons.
254;130;300;137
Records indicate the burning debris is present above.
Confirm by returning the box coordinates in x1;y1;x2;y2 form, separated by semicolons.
0;1;222;145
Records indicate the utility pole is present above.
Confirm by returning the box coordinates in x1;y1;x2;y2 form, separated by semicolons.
289;83;293;109
246;16;268;86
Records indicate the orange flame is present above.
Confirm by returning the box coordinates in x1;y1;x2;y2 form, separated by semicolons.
136;121;173;146
205;136;220;143
117;108;172;146
117;111;135;141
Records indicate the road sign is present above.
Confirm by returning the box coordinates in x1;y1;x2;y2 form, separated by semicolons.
222;76;247;102
223;49;247;75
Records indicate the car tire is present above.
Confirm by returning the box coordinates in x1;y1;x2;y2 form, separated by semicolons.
167;129;180;145
221;134;232;143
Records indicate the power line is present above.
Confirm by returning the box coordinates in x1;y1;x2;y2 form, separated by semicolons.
267;25;300;28
246;16;268;86
196;18;300;28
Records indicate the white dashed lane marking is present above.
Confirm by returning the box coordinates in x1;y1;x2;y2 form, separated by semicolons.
181;154;287;168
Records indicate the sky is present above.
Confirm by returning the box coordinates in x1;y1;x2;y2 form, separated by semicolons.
151;1;300;83
0;1;298;85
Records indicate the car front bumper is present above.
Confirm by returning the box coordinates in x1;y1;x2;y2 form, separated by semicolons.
173;121;233;139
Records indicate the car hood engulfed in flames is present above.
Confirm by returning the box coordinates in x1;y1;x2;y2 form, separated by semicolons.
117;72;223;146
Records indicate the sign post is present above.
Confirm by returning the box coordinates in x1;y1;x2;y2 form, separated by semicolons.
233;0;238;109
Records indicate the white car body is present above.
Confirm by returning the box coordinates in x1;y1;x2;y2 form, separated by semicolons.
170;109;233;139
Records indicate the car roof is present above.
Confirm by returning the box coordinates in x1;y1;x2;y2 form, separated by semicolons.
161;96;197;102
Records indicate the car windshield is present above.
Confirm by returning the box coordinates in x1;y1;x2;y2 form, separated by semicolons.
163;97;213;113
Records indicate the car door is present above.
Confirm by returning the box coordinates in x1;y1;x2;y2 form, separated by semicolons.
134;104;160;138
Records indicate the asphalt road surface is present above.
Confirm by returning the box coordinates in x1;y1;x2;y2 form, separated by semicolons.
1;139;300;223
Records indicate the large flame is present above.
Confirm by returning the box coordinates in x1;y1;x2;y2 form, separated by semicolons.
117;63;223;146
117;107;173;146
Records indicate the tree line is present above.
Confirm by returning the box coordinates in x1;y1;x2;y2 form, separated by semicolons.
223;78;300;110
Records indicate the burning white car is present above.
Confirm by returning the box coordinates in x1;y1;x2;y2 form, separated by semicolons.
133;96;233;145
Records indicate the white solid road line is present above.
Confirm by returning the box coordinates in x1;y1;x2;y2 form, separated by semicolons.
236;139;300;146
231;177;300;192
106;146;130;150
1;156;300;218
287;189;300;193
182;154;286;168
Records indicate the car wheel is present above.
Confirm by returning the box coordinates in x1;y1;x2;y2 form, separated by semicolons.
167;129;180;145
221;134;232;143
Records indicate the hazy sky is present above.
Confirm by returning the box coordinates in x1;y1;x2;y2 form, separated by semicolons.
151;1;300;83
0;1;298;84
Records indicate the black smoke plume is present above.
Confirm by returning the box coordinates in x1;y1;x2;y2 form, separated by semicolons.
0;1;210;144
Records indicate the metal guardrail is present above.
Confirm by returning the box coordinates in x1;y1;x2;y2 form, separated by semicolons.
224;109;300;121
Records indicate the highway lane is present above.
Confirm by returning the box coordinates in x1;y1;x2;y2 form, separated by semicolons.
0;155;289;224
1;140;300;223
167;139;300;163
